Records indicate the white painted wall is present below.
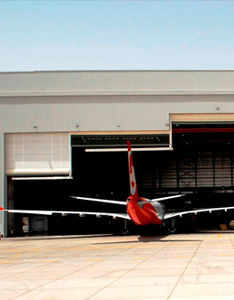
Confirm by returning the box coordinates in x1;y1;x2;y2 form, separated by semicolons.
1;95;234;134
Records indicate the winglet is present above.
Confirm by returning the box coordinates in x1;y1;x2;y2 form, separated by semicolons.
0;207;4;211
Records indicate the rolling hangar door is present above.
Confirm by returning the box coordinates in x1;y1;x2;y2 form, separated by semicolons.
5;133;72;236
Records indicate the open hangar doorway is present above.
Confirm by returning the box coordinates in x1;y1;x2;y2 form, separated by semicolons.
7;128;234;236
71;126;234;234
167;121;234;232
71;129;234;234
70;133;171;235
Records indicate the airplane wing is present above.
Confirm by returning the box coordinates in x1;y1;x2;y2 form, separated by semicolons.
164;206;234;219
0;207;130;220
71;196;127;205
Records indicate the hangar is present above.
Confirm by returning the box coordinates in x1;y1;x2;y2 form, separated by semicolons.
1;70;234;236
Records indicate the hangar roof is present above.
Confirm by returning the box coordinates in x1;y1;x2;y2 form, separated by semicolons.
0;70;234;97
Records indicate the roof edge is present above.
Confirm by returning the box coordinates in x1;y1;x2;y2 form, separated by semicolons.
1;89;234;97
1;69;234;75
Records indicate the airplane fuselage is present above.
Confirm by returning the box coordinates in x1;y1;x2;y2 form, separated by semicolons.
127;197;164;226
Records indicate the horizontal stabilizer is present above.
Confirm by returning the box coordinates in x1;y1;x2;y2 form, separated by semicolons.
151;194;185;202
138;194;185;207
71;196;127;205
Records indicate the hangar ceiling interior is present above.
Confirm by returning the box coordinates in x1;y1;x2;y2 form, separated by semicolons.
7;127;234;236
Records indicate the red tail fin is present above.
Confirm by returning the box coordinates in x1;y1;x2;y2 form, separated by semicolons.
127;141;139;200
0;207;4;211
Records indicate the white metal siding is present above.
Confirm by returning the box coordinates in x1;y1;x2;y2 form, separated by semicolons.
0;71;234;96
1;95;234;134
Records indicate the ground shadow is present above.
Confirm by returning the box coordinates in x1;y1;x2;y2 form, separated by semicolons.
92;235;202;245
7;234;113;242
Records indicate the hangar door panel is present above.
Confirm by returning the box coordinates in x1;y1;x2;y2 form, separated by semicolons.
5;133;71;176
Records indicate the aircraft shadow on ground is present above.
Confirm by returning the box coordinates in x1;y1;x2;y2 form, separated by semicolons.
138;236;202;243
8;231;230;243
92;236;202;245
8;234;113;242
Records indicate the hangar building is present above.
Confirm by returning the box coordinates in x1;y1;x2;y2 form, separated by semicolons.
1;70;234;236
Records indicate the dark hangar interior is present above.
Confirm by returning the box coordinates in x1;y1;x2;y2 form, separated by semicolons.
8;124;234;236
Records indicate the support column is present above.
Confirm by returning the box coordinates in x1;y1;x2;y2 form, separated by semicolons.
7;178;15;236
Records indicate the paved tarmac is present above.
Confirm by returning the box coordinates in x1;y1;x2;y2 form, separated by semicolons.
0;232;234;299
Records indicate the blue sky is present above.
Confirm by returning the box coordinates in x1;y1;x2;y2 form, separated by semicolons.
0;1;234;71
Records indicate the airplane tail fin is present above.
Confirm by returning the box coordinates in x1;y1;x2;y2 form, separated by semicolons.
127;141;139;201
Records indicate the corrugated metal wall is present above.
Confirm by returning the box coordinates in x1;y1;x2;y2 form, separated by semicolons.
1;71;234;96
2;95;234;134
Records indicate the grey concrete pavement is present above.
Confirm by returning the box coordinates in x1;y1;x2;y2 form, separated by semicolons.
0;232;234;299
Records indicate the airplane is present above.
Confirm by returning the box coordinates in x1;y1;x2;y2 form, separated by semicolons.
1;141;234;230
